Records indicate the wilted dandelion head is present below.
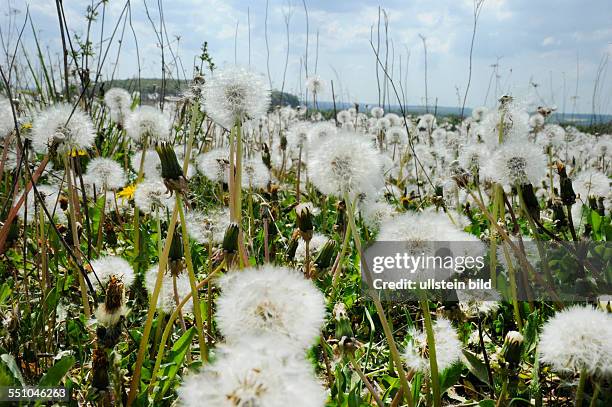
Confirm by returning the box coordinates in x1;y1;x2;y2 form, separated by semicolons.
178;338;326;407
201;66;270;128
90;255;135;291
305;75;325;95
133;179;175;215
539;306;612;377
482;141;547;186
103;87;132;125
403;317;462;373
308;131;384;200
84;157;127;190
124;106;171;143
31;103;95;154
216;265;326;350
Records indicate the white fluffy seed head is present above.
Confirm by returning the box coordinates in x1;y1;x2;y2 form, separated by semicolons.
0;98;15;139
89;255;135;291
308;130;384;201
482;141;547;186
178;337;326;407
104;87;132;125
201;66;270;128
133;179;175;215
403;316;462;373
124;106;171;143
145;264;193;313
539;306;612;377
195;147;230;183
572;170;610;199
84;157;126;190
371;106;384;118
216;265;326;350
305;75;325;95
242;156;270;190
132;149;162;180
31;103;95;154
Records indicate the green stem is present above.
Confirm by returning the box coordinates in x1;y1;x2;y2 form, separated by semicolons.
575;367;587;407
148;263;224;393
126;196;180;407
420;299;441;407
177;197;208;362
344;192;414;407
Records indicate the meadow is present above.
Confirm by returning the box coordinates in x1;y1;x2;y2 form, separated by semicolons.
0;2;611;407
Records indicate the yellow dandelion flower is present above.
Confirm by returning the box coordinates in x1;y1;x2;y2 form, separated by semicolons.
118;184;136;201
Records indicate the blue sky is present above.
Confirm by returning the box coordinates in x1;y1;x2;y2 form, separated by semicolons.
5;0;612;113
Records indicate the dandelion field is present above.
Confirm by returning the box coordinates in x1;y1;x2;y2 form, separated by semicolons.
0;1;611;406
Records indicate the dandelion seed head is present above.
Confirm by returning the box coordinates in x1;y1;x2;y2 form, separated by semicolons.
125;106;171;143
539;306;612;377
482;141;547;186
104;88;132;125
201;66;270;128
178;338;326;407
31;103;95;154
195;147;230;184
216;265;326;350
305;76;325;95
308;131;384;200
90;255;135;291
133;179;175;215
84;157;127;190
371;106;384;118
403;317;462;373
145;264;193;313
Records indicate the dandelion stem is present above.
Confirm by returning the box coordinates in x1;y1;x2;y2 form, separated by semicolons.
420;299;441;407
127;195;180;407
347;352;384;407
575;367;587;407
344;191;414;407
177;196;208;362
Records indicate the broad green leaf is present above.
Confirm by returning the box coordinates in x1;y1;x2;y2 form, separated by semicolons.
156;327;196;400
0;354;25;386
462;350;491;386
439;362;464;394
38;355;75;386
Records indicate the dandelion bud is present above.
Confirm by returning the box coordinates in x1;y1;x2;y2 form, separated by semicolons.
502;331;523;368
280;134;287;151
314;239;337;270
519;184;540;222
169;231;184;275
450;160;470;189
295;202;314;241
286;235;299;261
334;303;355;353
556;161;576;206
222;223;240;254
262;143;272;169
334;200;346;232
156;142;188;193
